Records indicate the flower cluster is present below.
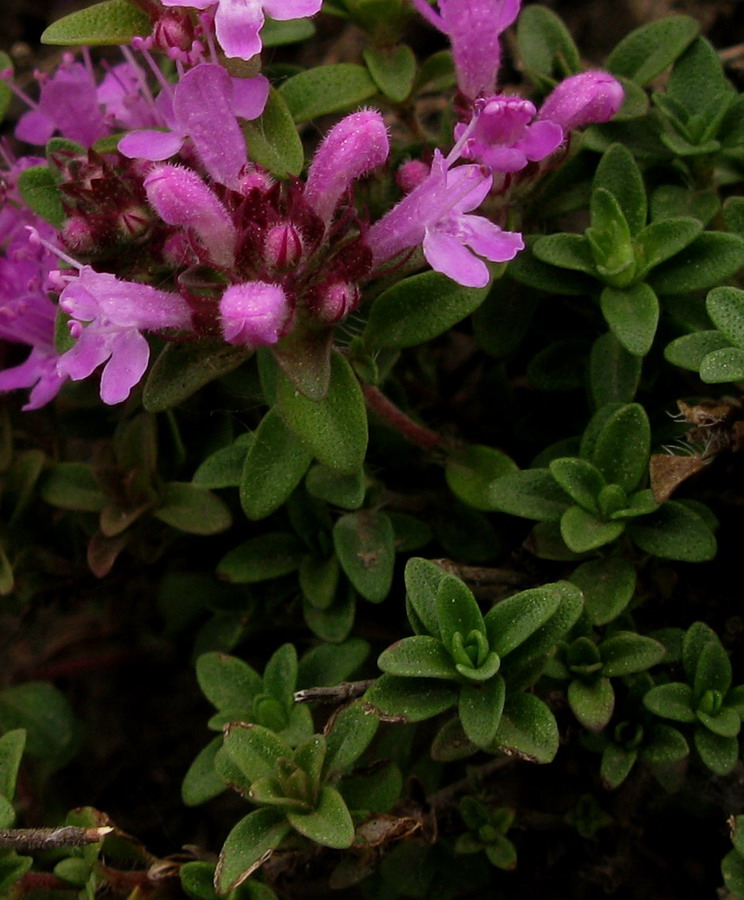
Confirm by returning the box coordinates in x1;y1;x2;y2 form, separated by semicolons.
0;0;622;409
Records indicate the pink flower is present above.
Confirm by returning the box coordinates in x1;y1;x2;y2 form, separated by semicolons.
538;71;625;132
119;63;268;189
57;268;192;405
159;0;322;61
304;109;389;228
367;151;524;288
411;0;521;100
220;282;290;346
454;96;564;173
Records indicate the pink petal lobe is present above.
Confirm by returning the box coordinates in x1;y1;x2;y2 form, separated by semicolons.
263;0;322;18
461;215;524;261
423;228;489;287
118;129;184;161
99;330;150;405
214;0;264;60
230;74;269;120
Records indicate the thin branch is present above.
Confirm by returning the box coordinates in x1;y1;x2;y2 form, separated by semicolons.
294;680;375;705
432;559;532;588
0;826;113;851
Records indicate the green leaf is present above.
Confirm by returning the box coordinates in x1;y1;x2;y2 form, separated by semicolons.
182;738;227;807
706;286;744;349
378;636;458;680
223;723;290;783
600;632;666;676
197;653;262;712
627;501;716;562
664;330;731;371
323;701;379;777
261;15;315;46
303;586;356;643
569;558;636;625
279;64;377;122
17;166;64;228
606;15;699;85
363;675;458;722
643;682;696;723
667;36;731;118
445;444;518;512
458;676;506;748
647;233;744;295
277;351;367;474
640;723;689;765
216;808;291;893
193;433;253;489
693;727;738;775
217;533;304;583
568;677;614;731
600;744;637;789
297;638;369;689
490;693;559;764
287;786;355;848
486;468;571;521
333;510;395;603
272;324;333;401
509;241;596;295
696;707;740;738
548;458;604;513
593;143;647;236
436;575;486;649
651;185;719;226
40;462;105;512
363;44;416;102
264;644;299;709
560;505;625;553
144;340;252;412
339;759;402;813
588;332;642;409
42;0;150;45
364;270;492;350
0;682;78;766
305;464;366;509
404;557;448;639
699;346;744;383
516;4;580;84
589;403;650;492
240;408;313;520
0;730;25;803
722;847;744;897
532;233;596;274
635;218;702;279
693;638;732;698
154;483;232;534
683;621;717;683
0;81;11;126
600;283;659;357
0;855;32;896
485;585;563;658
300;554;340;610
243;86;304;177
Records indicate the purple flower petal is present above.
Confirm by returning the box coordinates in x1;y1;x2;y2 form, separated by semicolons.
460;214;524;261
263;0;322;18
423;228;490;287
539;71;625;131
57;326;112;382
15;109;56;146
230;74;269;120
214;0;264;60
173;63;248;188
519;119;564;161
118;128;185;161
160;0;213;7
99;329;151;405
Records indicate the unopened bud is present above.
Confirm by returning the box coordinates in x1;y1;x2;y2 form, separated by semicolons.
538;72;624;131
117;204;151;241
61;216;98;255
312;281;359;324
264;223;303;271
396;159;430;194
153;11;194;53
220;281;290;346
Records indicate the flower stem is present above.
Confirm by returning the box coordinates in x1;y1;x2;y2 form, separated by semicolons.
362;384;444;451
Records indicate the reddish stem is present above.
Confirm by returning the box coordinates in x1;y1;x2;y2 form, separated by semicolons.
362;384;445;451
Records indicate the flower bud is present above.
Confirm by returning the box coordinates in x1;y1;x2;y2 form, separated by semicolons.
311;281;359;324
304;109;389;227
220;282;290;346
153;10;194;53
144;164;236;267
264;223;303;271
396;159;430;194
61;216;98;255
538;72;624;131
